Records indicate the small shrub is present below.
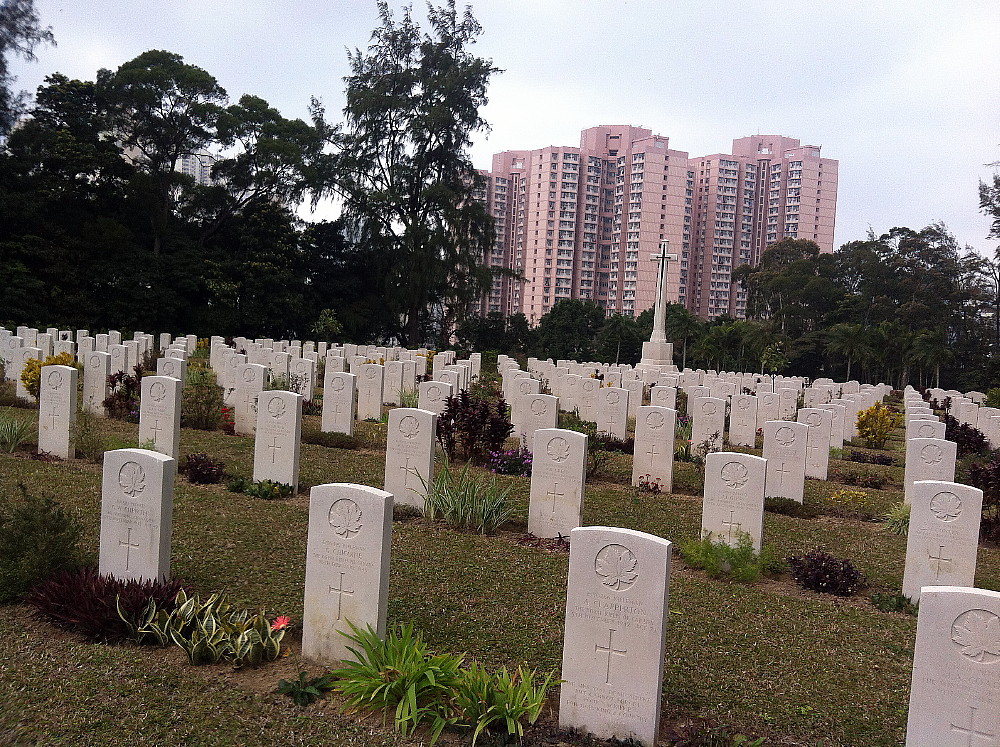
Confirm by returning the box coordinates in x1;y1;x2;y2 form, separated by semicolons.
180;452;226;484
0;407;34;453
856;402;902;449
679;534;785;583
586;448;615;482
19;353;80;401
485;445;532;476
180;368;225;430
437;390;513;465
847;450;895;466
0;484;81;602
943;413;990;458
558;409;596;437
452;662;555;746
834;466;888;490
103;366;146;421
244;480;295;500
277;671;337;707
26;566;185;642
226;476;250;493
74;409;107;463
871;591;918;615
825;488;875;521
967;455;1000;542
424;462;514;534
764;496;819;519
787;548;861;596
591;433;634;454
881;502;910;536
675;412;693;440
129;589;288;667
301;425;361;450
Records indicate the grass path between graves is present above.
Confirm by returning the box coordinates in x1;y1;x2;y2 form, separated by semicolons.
1;410;997;746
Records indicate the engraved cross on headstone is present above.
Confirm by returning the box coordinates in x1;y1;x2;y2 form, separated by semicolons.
950;705;995;746
400;457;414;487
119;527;140;571
722;510;742;542
44;409;59;431
774;462;791;485
150;419;164;441
328;572;355;620
928;545;953;579
595;628;628;685
547;483;565;514
268;436;281;464
645;443;658;466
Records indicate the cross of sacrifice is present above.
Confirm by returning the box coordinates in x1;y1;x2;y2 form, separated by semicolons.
119;527;140;571
328;572;355;620
648;240;678;345
595;628;628;685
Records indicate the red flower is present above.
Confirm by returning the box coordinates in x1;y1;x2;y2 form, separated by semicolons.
271;615;291;631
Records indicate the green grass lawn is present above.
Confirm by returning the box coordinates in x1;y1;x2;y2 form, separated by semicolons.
0;398;989;746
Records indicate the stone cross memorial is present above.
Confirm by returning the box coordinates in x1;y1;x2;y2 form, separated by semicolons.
98;448;175;582
559;525;671;747
383;408;436;509
252;390;303;491
528;428;587;538
302;483;392;664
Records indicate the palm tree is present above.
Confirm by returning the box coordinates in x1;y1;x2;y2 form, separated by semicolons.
910;328;953;389
824;323;873;381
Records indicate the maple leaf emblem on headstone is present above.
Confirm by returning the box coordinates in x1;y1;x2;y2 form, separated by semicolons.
952;610;1000;663
775;427;795;447
329;498;363;538
118;462;146;497
646;412;665;430
920;445;943;465
929;491;962;522
399;416;420;439
531;400;547;416
595;544;639;591
721;461;750;489
268;397;286;419
547;437;570;463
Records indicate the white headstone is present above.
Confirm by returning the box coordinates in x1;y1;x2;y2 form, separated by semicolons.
290;357;316;400
702;452;767;550
156;356;186;388
253;390;303;490
904;437;958;504
762;420;808;502
14;347;41;400
321;371;356;435
631;406;676;492
796;407;833;480
691;396;726;451
905;587;1000;746
528;429;587;539
517;393;559;446
83;351;111;416
98;448;175;582
383;408;436;509
234;363;267;436
302;483;392;664
596;387;629;439
139;376;182;458
418;380;452;416
728;394;758;448
903;480;984;602
356;363;384;421
559;525;671;746
37;365;77;458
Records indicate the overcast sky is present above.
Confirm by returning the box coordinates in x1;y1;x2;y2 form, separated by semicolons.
9;0;1000;254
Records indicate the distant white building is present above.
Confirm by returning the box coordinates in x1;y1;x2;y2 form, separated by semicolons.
177;151;218;186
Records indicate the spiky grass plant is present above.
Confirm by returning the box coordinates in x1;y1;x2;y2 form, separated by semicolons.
0;408;34;453
423;461;514;534
881;502;910;536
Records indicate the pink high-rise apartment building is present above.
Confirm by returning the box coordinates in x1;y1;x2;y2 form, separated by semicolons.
476;127;837;322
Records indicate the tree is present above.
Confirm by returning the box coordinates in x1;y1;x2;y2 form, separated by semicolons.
0;0;54;134
98;50;227;255
533;299;606;362
324;1;499;346
981;172;1000;244
663;303;702;369
595;313;643;364
824;323;872;380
